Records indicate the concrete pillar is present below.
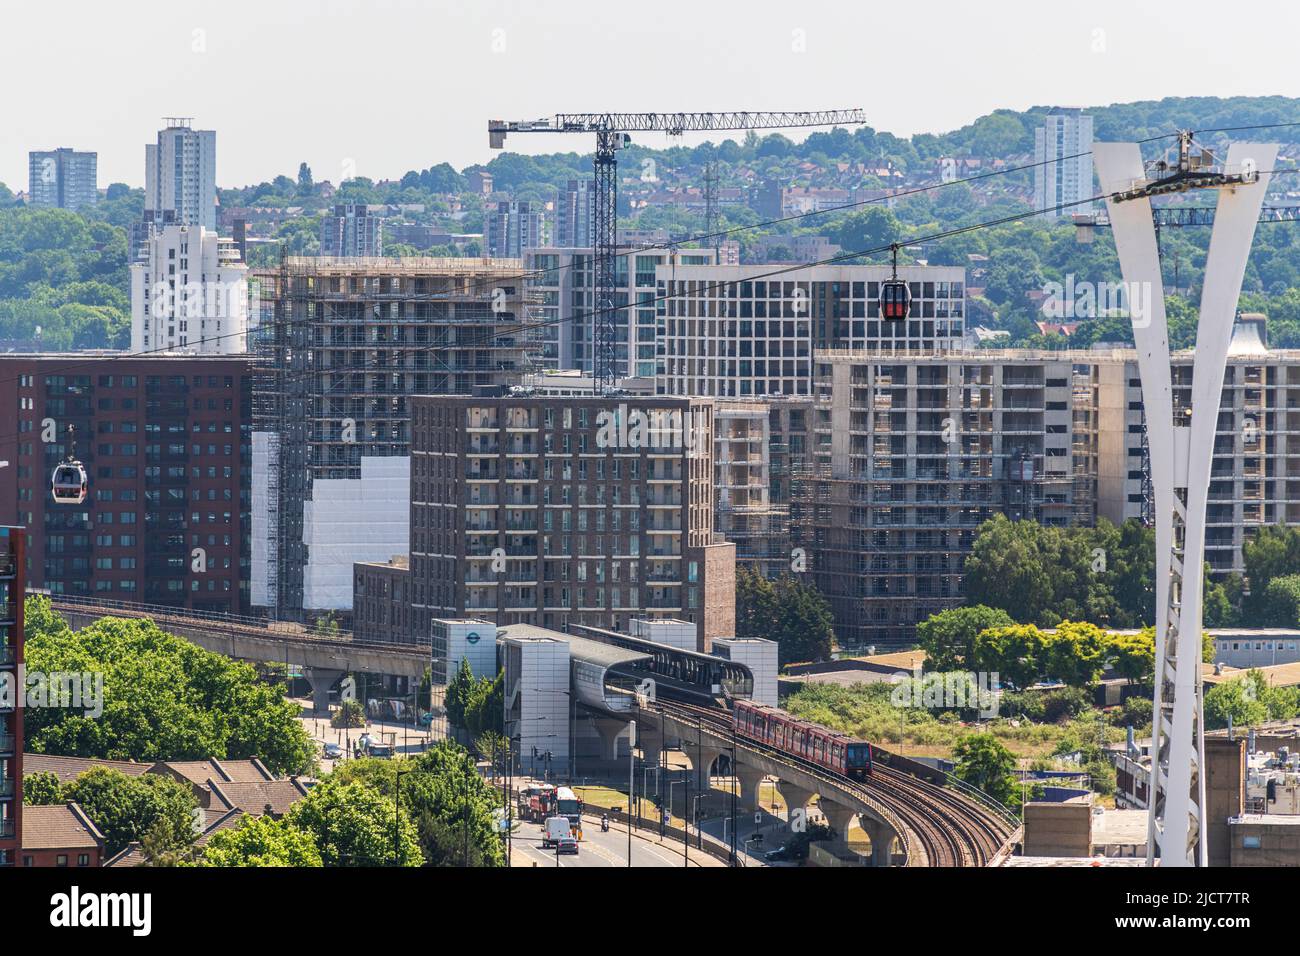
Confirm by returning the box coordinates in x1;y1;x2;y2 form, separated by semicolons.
861;817;898;867
692;747;724;788
303;666;344;714
592;718;630;761
735;765;766;809
819;800;860;849
775;779;816;817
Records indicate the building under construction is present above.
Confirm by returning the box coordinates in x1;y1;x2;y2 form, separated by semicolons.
805;348;1128;649
251;256;541;620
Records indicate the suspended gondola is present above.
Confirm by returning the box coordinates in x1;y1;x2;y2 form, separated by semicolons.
880;242;912;322
50;425;88;505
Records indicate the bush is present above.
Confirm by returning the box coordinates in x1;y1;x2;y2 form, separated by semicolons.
1040;687;1091;723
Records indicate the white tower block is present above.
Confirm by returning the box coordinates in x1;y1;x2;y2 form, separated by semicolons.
1095;142;1276;866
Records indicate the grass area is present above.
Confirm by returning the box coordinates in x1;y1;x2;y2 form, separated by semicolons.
784;680;1128;765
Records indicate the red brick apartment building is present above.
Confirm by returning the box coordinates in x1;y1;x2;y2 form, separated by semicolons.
0;527;26;866
0;356;253;613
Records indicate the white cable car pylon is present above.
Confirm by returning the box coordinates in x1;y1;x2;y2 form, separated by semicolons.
1095;134;1276;866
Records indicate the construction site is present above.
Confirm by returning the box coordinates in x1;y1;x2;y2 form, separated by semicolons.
250;255;542;620
803;349;1130;649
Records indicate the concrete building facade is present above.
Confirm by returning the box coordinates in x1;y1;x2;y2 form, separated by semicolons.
130;224;248;355
144;119;217;230
1033;108;1094;219
320;203;384;257
655;264;967;398
27;149;97;211
408;394;735;651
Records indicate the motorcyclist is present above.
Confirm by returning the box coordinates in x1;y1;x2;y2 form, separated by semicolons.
600;813;610;832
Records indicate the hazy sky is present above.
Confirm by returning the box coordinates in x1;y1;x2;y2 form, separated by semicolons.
5;0;1299;189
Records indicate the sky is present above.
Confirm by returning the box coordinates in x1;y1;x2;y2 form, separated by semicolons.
4;0;1300;190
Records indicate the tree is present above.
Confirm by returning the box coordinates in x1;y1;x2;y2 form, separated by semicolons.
952;733;1018;807
324;745;505;867
63;768;198;857
1256;574;1300;627
1043;621;1111;687
288;778;421;867
1204;674;1269;730
23;598;317;776
735;568;834;665
332;699;365;729
915;605;1013;671
445;657;475;729
1109;628;1156;685
23;770;63;805
464;672;504;738
296;162;314;197
200;814;323;867
973;623;1047;691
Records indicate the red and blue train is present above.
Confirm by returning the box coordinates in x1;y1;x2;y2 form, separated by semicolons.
732;699;874;780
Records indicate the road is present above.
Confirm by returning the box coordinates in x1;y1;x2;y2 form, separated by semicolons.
508;815;715;868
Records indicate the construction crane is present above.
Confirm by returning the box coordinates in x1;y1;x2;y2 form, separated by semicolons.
488;109;867;391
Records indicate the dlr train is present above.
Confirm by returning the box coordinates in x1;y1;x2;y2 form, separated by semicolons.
733;699;874;780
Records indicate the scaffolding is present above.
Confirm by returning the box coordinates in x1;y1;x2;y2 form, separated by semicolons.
251;255;542;620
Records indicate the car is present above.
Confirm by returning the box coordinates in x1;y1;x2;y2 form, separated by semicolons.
366;743;394;759
556;836;579;855
764;846;792;862
322;742;343;759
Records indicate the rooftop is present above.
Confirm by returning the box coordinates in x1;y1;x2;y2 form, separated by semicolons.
21;803;104;851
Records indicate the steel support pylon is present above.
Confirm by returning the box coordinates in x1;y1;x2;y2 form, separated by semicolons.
1095;142;1276;866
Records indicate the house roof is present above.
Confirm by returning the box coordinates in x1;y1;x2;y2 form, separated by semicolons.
23;753;151;784
103;808;247;868
150;758;274;787
21;802;104;851
208;778;312;817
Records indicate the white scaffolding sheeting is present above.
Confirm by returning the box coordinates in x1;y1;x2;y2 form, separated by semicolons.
250;431;279;609
302;456;410;610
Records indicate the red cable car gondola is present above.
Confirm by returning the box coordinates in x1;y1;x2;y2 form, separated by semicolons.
50;425;88;505
880;243;911;322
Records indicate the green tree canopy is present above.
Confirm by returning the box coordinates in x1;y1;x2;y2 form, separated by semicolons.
915;605;1013;672
735;568;835;665
63;767;198;857
951;732;1018;807
200;814;323;867
23;597;316;775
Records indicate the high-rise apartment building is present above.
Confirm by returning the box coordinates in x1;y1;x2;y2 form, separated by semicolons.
408;395;736;651
801;315;1300;647
144;119;217;230
1034;108;1094;219
655;264;967;398
556;179;594;249
27;148;97;211
0;527;25;867
525;246;717;378
805;348;1124;648
250;257;541;620
129;224;248;354
320;203;384;257
486;200;547;257
0;357;252;613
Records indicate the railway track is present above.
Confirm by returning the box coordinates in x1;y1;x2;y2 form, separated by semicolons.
657;698;1016;867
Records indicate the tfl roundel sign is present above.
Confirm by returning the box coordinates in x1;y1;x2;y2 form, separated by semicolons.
466;631;482;645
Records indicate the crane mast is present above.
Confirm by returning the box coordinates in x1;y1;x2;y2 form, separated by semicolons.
489;109;866;391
